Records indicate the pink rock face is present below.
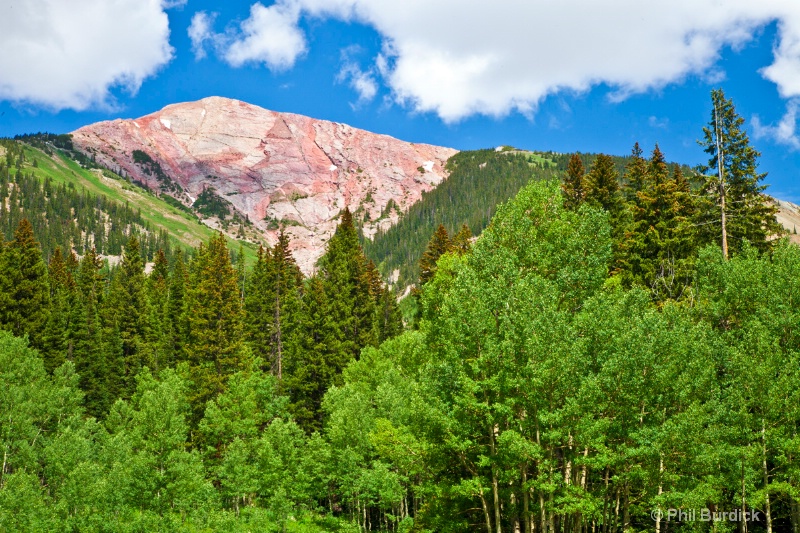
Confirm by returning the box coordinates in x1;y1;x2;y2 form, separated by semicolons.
72;97;458;273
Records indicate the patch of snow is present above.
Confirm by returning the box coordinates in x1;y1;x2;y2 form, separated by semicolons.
160;118;171;130
422;160;434;172
133;121;140;128
201;109;206;117
187;194;196;204
329;164;337;171
495;146;504;152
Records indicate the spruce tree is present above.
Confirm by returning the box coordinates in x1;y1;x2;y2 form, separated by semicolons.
104;235;146;398
622;142;648;201
561;153;586;210
418;224;451;286
184;232;248;421
71;248;109;417
450;223;473;255
317;208;376;360
0;218;50;349
244;245;275;366
144;249;170;372
166;249;187;363
40;247;73;372
584;154;624;218
617;146;697;300
284;275;341;433
269;230;303;378
698;89;781;257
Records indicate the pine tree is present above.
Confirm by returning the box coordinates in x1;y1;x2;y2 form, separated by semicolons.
561;153;586;210
622;142;648;201
698;89;781;257
284;275;341;433
40;247;73;372
317;208;376;360
450;223;473;255
104;235;146;398
0;218;50;348
418;224;451;286
184;232;248;421
617;146;697;301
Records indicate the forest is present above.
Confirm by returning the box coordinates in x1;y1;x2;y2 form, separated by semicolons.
0;90;796;532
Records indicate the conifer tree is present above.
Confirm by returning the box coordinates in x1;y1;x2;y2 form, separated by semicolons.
698;89;781;257
584;154;624;219
622;142;648;201
561;153;586;210
0;218;49;349
40;247;73;372
184;232;248;421
450;223;473;255
244;245;275;365
70;248;109;417
166;249;187;362
284;275;341;433
104;236;146;398
617;146;696;300
269;230;303;379
144;249;170;372
317;208;376;360
419;224;451;286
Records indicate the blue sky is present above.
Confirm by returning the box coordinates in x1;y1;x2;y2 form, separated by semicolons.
2;1;800;200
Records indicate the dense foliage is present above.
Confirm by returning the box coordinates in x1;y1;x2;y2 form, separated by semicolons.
0;139;174;262
0;90;791;532
363;149;560;288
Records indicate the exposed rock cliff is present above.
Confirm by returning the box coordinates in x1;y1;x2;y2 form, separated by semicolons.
72;96;457;272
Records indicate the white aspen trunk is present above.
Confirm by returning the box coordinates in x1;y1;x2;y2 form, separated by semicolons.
481;490;493;533
742;459;748;533
490;424;502;533
763;420;773;533
523;466;531;533
656;456;664;533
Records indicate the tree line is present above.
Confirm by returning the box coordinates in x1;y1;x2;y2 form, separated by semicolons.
0;89;793;532
0;139;174;262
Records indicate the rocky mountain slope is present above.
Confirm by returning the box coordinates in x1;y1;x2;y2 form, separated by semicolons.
71;97;456;273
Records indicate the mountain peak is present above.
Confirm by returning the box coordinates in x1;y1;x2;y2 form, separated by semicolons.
71;98;457;272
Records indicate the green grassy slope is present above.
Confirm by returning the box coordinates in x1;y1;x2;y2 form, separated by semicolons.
19;143;258;263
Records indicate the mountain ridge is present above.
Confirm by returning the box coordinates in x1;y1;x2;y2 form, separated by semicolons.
71;96;457;273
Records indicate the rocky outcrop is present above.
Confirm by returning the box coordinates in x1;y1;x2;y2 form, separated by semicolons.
776;199;800;244
72;96;457;273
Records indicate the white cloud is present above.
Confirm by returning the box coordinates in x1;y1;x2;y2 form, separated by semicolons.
337;47;378;103
188;12;216;60
223;2;306;70
753;99;800;149
339;63;378;103
204;0;800;122
0;0;175;111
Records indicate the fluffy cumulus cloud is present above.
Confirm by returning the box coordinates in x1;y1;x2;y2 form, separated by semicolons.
337;47;378;104
201;0;800;124
0;0;176;111
754;99;800;149
190;2;306;71
188;12;217;60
